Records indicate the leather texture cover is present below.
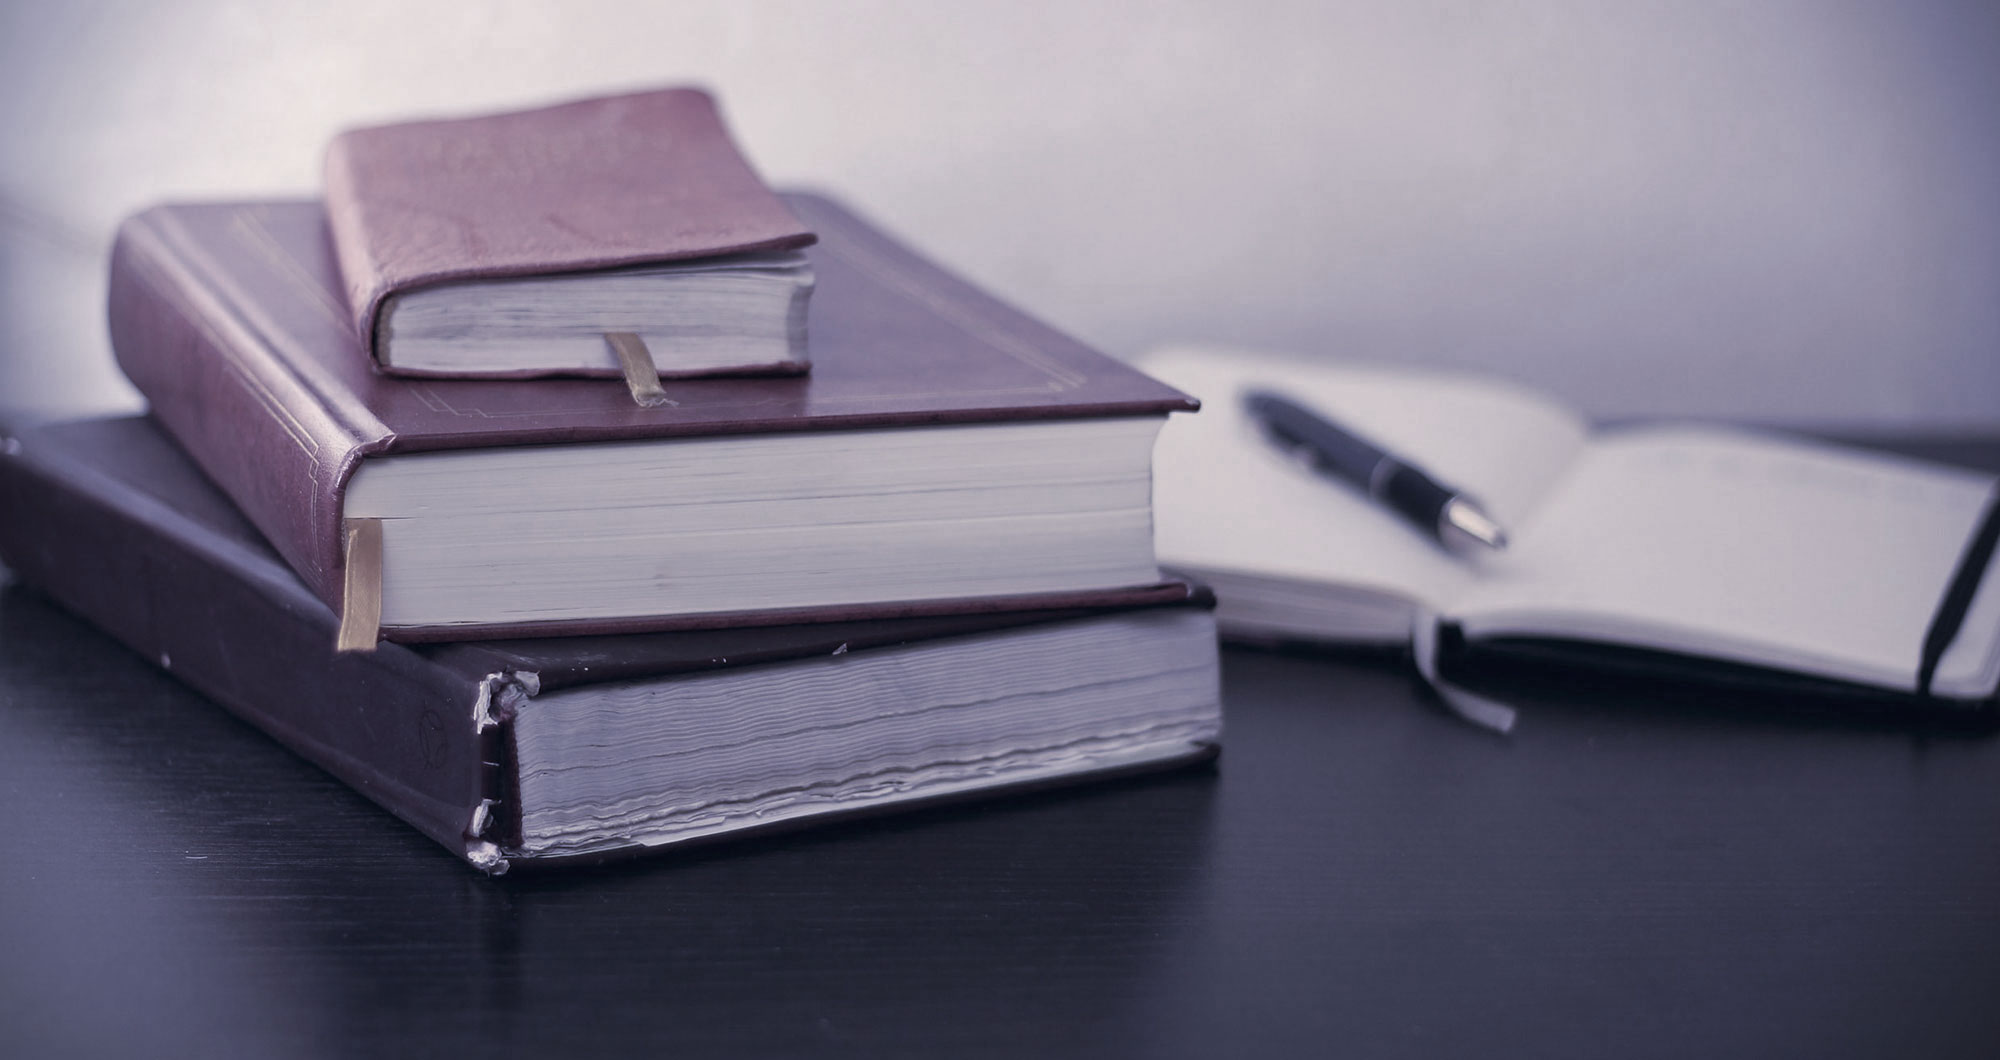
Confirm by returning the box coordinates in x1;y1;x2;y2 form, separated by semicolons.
108;192;1200;638
0;413;1218;872
324;87;815;359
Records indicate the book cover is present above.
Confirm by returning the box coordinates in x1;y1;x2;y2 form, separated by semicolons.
324;87;815;364
108;193;1199;639
0;414;1222;873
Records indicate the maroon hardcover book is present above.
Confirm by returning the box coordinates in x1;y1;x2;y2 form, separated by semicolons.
324;87;816;367
0;414;1222;873
108;193;1200;641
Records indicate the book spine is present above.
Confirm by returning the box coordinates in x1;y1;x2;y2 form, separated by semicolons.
0;430;508;871
321;134;390;351
107;208;369;611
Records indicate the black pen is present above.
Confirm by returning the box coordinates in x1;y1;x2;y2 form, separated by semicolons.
1243;389;1509;552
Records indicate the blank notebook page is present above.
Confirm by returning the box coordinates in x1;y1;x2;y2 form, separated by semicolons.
1450;426;2000;694
1147;348;1589;611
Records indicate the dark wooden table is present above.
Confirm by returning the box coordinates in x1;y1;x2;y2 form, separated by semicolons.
6;492;2000;1058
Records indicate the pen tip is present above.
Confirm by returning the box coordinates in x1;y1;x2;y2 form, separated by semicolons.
1442;498;1508;552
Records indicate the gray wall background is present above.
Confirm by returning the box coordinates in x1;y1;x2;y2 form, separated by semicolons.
3;0;1996;427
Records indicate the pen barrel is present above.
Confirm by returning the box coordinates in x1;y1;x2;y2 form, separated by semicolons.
1245;389;1496;548
1244;392;1385;482
1374;461;1455;535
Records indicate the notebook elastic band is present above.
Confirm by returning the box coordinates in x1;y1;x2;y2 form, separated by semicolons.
1918;483;2000;696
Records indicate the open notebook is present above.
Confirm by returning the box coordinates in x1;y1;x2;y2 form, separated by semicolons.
1144;347;2000;709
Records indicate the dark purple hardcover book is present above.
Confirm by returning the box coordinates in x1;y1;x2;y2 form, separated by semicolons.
0;415;1223;874
107;193;1200;642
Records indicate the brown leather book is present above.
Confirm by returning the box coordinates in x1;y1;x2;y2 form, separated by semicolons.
0;414;1223;873
324;88;818;379
109;193;1198;643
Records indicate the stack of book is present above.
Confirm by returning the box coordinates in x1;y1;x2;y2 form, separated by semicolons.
0;89;1222;874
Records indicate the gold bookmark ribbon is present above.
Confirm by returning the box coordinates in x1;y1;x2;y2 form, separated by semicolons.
335;518;384;652
606;332;676;408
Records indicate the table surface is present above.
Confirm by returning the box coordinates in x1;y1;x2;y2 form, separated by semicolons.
6;437;2000;1059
